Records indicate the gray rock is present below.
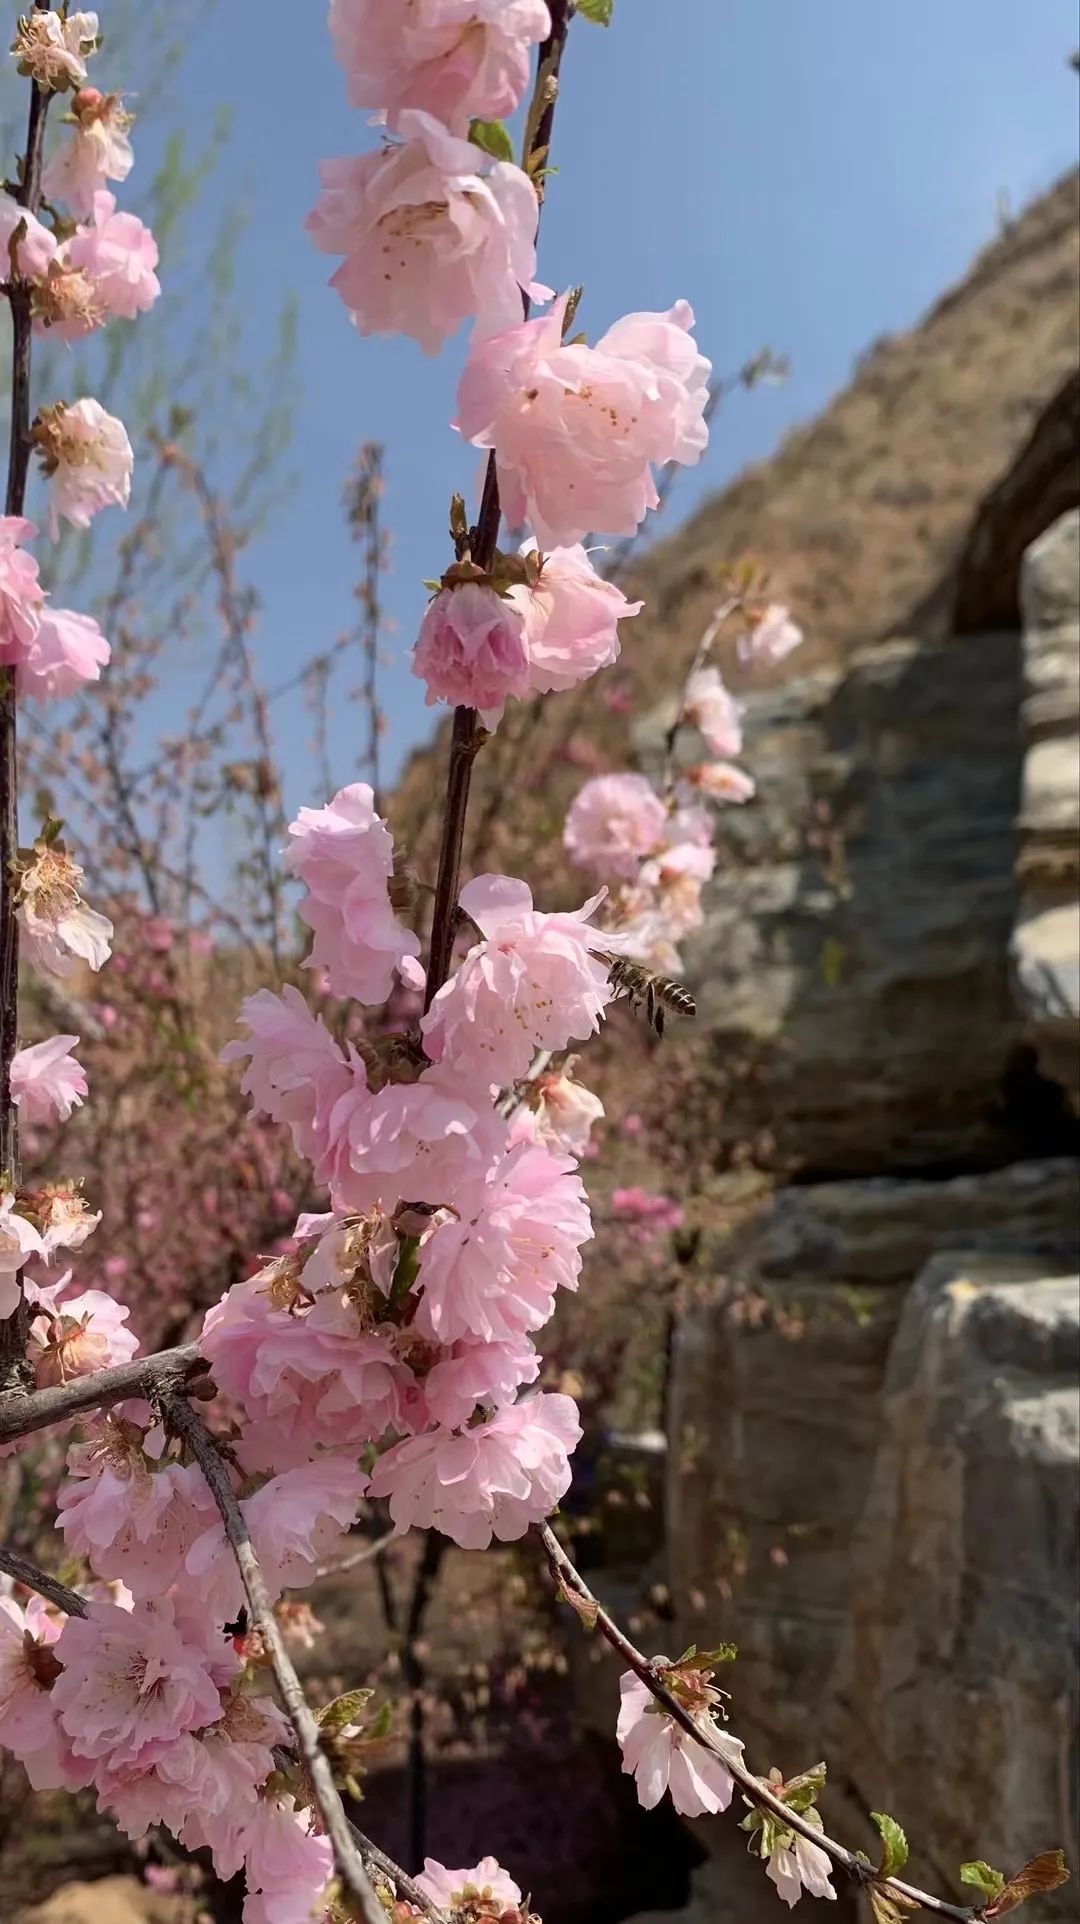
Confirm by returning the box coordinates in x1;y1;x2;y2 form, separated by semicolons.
832;1253;1079;1918
663;1163;1079;1896
1013;510;1080;1105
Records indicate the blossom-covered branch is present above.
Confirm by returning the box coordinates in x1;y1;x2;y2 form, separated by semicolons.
163;1395;389;1924
537;1523;980;1922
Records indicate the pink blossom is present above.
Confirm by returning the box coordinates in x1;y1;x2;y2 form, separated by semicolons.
765;1825;838;1908
610;1186;684;1239
309;113;538;354
241;1794;334;1924
31;1181;101;1259
739;601;803;666
329;0;550;128
29;1285;137;1386
457;294;711;545
564;773;667;880
682;760;755;805
617;1669;745;1817
507;539;644;695
0;1592;63;1763
320;1062;507;1215
221;985;362;1166
64;190;160;319
18;602;110;702
421;874;611;1085
0;516;44;661
0;195;57;279
12;9;98;91
34;397;133;539
683;666;743;757
52;1595;226;1770
418;1855;523;1910
57;1448;211;1597
10;1032;87;1124
199;1275;411;1459
42;89;134;218
413;580;530;723
424;1334;539;1429
415;1138;591;1344
185;1458;365;1621
531;1064;604;1154
369;1390;581;1548
285;783;421;1005
0;1193;46;1319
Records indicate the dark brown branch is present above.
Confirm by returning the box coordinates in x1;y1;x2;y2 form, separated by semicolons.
164;1397;385;1924
402;1528;447;1870
0;1341;209;1444
536;1523;976;1923
0;1544;87;1618
422;0;572;1012
345;1816;446;1923
0;1;55;1386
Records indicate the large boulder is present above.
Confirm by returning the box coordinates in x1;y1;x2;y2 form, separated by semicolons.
665;1159;1080;1784
639;624;1037;1178
1012;509;1080;1108
833;1251;1079;1918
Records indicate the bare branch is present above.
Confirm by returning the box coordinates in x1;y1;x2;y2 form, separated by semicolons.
0;1544;88;1618
535;1522;976;1923
0;1342;209;1445
164;1396;385;1924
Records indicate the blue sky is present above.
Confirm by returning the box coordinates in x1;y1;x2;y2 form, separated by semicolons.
63;0;1080;810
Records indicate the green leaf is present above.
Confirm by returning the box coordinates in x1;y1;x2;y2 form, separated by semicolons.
577;0;614;22
468;118;515;162
554;1568;598;1630
984;1851;1070;1917
960;1862;1006;1899
872;1812;910;1878
318;1688;373;1736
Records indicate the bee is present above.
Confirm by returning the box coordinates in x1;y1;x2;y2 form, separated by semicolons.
598;952;696;1039
223;1607;250;1642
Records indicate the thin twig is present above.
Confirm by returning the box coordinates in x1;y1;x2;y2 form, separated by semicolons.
660;593;740;800
164;1396;385;1924
0;1543;87;1617
314;1529;396;1583
0;1341;209;1444
346;1816;446;1923
535;1522;976;1923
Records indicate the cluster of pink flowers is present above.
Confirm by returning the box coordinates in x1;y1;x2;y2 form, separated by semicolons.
564;599;802;969
310;2;708;731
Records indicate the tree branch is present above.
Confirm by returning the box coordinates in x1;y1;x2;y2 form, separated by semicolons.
422;0;572;1011
0;1543;88;1617
535;1522;977;1923
0;0;56;1387
164;1396;386;1924
0;1341;210;1444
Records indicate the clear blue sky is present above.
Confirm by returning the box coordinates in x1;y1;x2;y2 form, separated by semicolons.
125;0;1080;811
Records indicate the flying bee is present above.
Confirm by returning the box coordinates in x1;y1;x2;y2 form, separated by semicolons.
223;1607;250;1642
597;952;696;1039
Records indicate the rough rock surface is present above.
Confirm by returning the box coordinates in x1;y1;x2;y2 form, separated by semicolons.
1012;509;1080;1106
831;1252;1079;1918
18;1880;185;1924
665;1160;1080;1777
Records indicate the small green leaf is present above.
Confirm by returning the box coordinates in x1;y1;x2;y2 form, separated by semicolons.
779;1762;827;1814
318;1688;373;1736
961;1862;1007;1899
577;0;614;22
468;117;515;162
872;1812;910;1878
984;1851;1070;1917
